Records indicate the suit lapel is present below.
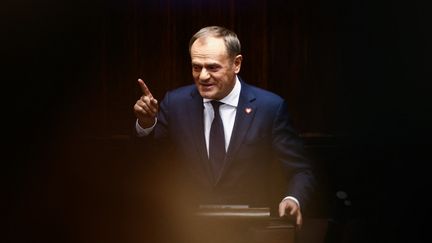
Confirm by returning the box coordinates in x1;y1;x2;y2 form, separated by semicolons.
215;83;257;184
187;89;214;181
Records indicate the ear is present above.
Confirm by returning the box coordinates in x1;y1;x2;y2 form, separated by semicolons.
233;55;243;74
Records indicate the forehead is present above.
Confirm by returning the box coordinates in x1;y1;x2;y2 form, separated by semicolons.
190;36;229;61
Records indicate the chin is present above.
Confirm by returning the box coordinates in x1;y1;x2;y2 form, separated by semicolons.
198;90;216;99
200;94;214;99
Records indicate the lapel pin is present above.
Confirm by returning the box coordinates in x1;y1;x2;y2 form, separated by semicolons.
245;108;252;114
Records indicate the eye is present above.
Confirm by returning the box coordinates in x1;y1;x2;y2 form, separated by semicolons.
192;64;202;72
207;65;221;72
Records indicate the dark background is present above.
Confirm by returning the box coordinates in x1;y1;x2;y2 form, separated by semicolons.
3;0;430;242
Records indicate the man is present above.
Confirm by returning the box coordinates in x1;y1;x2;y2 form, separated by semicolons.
133;26;315;228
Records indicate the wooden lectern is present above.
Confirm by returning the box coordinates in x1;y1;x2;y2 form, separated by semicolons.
191;205;296;243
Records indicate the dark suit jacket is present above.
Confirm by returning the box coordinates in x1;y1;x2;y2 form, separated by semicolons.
144;80;315;211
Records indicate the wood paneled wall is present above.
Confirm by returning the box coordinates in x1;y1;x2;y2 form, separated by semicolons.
83;0;340;138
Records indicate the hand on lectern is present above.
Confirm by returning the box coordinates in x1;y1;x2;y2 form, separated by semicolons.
279;198;303;229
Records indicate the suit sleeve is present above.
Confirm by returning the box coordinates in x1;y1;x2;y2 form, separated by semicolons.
272;100;316;208
153;91;171;141
132;91;172;165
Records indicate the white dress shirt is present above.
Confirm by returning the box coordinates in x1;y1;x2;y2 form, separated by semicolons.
202;77;240;156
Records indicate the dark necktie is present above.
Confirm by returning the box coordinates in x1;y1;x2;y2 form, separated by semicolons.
209;100;226;178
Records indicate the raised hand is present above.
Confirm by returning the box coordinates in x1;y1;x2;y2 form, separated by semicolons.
133;78;159;128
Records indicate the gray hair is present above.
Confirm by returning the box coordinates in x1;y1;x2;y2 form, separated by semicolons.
189;26;241;58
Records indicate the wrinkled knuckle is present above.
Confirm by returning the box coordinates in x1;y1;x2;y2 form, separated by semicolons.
134;104;141;111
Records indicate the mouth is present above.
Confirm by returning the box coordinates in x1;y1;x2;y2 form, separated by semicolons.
199;83;216;89
199;81;214;86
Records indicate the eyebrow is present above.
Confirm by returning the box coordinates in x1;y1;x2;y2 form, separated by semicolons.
191;62;221;67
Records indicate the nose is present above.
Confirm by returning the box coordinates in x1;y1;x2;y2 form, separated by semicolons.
199;68;210;81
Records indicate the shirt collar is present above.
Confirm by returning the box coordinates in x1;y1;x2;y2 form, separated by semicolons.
203;76;241;107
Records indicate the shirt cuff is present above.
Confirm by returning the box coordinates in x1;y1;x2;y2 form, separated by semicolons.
135;118;157;137
282;196;300;208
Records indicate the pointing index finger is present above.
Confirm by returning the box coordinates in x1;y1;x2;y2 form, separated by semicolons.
138;78;153;98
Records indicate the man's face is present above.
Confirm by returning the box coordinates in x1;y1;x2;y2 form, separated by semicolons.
190;36;242;100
